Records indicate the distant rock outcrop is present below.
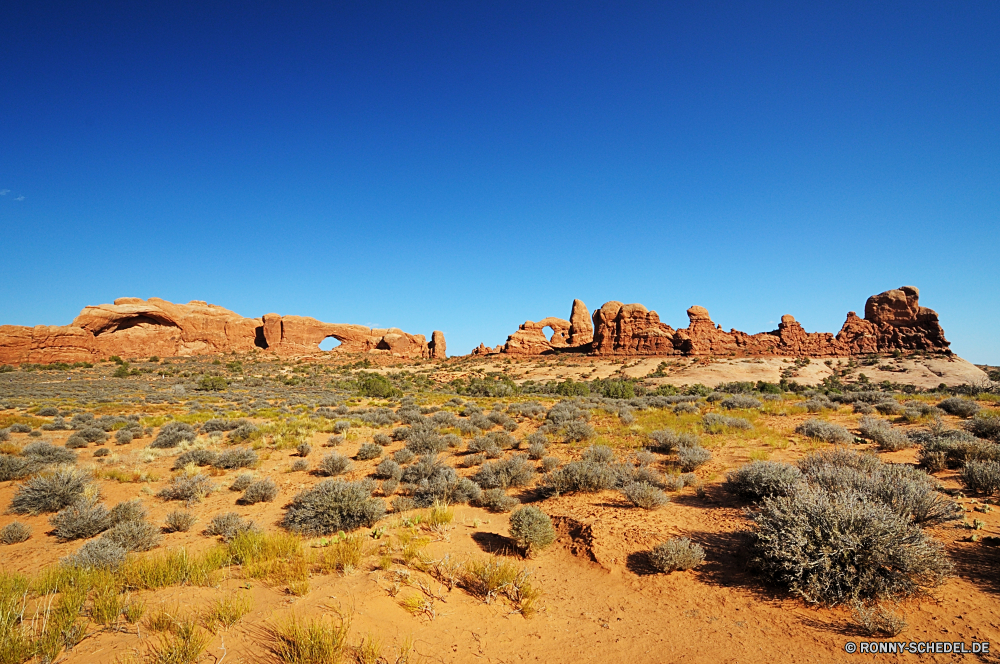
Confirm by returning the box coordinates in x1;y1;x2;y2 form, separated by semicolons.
476;286;951;358
429;331;447;359
0;297;441;364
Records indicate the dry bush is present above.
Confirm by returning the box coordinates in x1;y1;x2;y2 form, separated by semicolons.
49;497;112;541
206;512;258;542
540;460;617;495
858;416;911;451
150;422;197;449
9;467;92;515
965;412;1000;442
795;419;853;445
103;519;162;552
282;479;385;535
724;461;802;502
960;461;1000;495
157;474;217;503
172;449;218;470
677;446;712;472
374;458;402;480
214;447;258;469
720;395;762;410
355;443;382;461
64;538;128;570
473;454;535;489
0;521;31;544
164;510;197;533
240;478;279;505
317;452;352;477
475;488;520;513
508;505;555;556
229;473;255;491
621;482;669;509
703;413;752;433
937;397;980;419
851;602;908;636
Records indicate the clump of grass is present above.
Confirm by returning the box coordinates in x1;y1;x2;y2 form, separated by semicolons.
462;556;541;616
851;602;908;636
202;592;252;632
508;506;555;556
649;537;705;573
316;533;367;574
146;614;209;664
265;613;350;664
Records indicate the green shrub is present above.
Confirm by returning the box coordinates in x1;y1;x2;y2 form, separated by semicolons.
723;461;803;502
508;506;555;556
9;467;92;514
473;455;536;489
649;537;705;572
356;443;382;461
858;416;911;451
356;373;399;398
281;480;386;535
748;486;952;605
677;446;711;472
318;452;352;476
937;398;980;418
540;461;617;495
196;375;229;391
157;474;216;503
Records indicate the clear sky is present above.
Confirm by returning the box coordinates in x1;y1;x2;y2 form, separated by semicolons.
1;2;998;362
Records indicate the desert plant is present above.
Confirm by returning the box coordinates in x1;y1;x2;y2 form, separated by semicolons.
291;459;309;472
581;444;615;464
206;512;258;542
318;452;352;476
937;397;980;418
851;602;908;636
795;419;853;445
723;461;802;501
374;458;402;480
748;485;952;605
22;441;77;464
0;521;31;544
621;482;669;509
720;395;762;410
65;538;128;570
373;433;391;447
8;466;92;514
527;442;546;460
102;519;162;552
281;479;386;535
356;443;382;461
508;506;555;556
540;460;617;495
540;456;559;472
476;488;520;512
858;416;911;451
473;454;535;489
164;510;197;532
172;448;219;470
214;447;258;469
649;537;705;572
875;400;904;415
265;614;350;664
393;448;415;465
0;454;40;482
703;413;752;433
296;442;312;457
564;421;595;442
959;461;1000;495
677;445;712;471
115;428;134;445
965;412;1000;442
157;474;217;503
240;478;279;504
49;496;112;541
151;422;197;449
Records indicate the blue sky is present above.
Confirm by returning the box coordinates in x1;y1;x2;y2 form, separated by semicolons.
1;2;998;362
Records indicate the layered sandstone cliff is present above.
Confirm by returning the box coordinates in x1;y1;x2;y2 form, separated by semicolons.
481;286;951;358
0;297;444;364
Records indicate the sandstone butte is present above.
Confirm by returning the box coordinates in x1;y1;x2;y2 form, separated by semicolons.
478;286;952;357
0;297;447;365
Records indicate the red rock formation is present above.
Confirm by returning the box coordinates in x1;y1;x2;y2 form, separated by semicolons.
429;331;447;359
568;299;594;346
591;302;679;355
0;297;441;364
837;286;949;353
502;317;571;355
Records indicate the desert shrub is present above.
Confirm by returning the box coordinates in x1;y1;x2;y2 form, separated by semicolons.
0;521;31;544
795;419;852;445
581;445;614;464
22;441;76;464
359;408;398;427
724;461;803;502
649;537;704;572
527;442;546;460
621;482;669;509
8;424;31;434
381;479;399;496
78;426;110;442
229;423;259;442
901;400;944;422
649;429;700;453
325;435;344;447
508;506;555;556
9;467;91;514
172;449;219;470
915;427;999;471
461;453;486;468
959;461;1000;495
540;461;617;495
196;375;229;391
0;454;39;482
375;458;402;480
38;406;59;416
748;486;952;605
564;421;595;442
937;397;980;418
373;433;391;447
677;446;712;472
240;478;279;505
206;512;258;542
65;538;127;570
115;429;134;445
720;395;762;410
412;475;481;507
214;447;258;469
540;456;559;472
229;473;255;491
393;448;415;465
281;479;385;535
802;396;836;413
473;454;535;489
857;416;910;451
673;402;700;415
109;499;147;525
157;474;216;503
151;422;197;449
65;433;90;449
476;488;520;513
296;442;312;457
430;410;458;428
356;443;382;461
291;459;309;472
356;373;399;398
965;412;1000;442
102;520;162;552
799;451;958;526
164;510;197;532
853;402;875;414
875;400;903;416
318;452;352;476
703;413;752;433
852;602;908;637
466;437;502;458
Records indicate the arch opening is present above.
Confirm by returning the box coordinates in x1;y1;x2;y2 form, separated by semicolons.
319;336;342;351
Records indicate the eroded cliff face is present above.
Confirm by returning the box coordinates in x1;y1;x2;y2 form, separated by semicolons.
481;286;951;358
0;297;442;364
